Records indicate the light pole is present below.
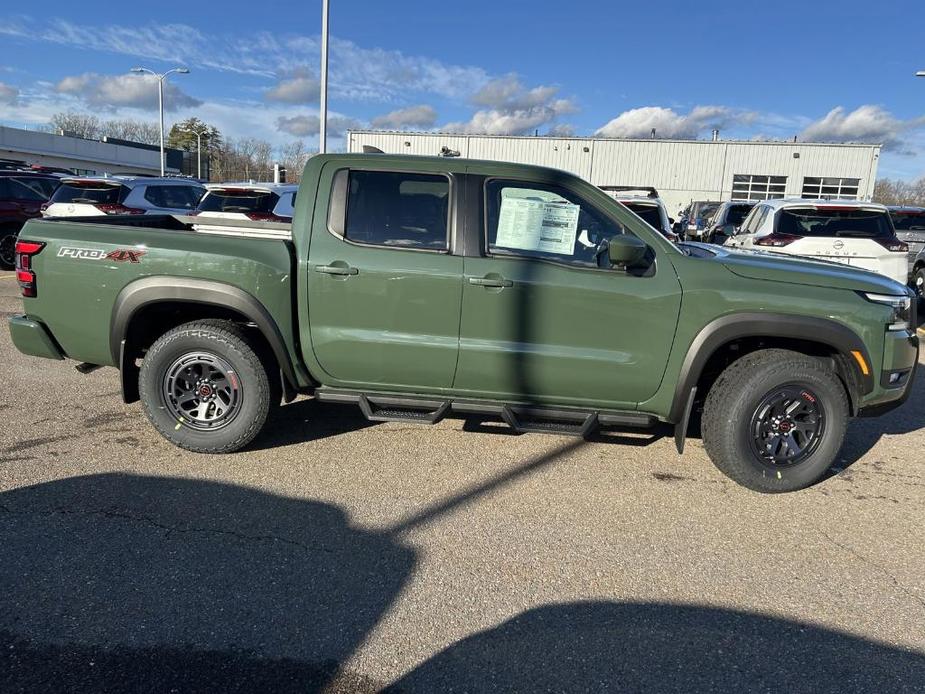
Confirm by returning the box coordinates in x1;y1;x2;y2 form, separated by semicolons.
319;0;330;153
917;70;925;77
183;127;209;180
131;66;190;176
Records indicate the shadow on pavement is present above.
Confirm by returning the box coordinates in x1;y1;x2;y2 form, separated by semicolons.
388;601;925;693
249;397;379;450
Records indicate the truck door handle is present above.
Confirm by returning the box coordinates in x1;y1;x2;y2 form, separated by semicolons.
315;264;358;276
468;275;513;288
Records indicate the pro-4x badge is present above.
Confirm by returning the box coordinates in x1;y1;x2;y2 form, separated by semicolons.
58;247;146;263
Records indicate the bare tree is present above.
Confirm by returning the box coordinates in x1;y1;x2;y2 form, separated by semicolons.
46;112;102;139
276;140;315;183
873;177;925;206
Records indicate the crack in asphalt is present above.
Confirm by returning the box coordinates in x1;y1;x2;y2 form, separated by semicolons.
0;503;336;556
820;530;925;612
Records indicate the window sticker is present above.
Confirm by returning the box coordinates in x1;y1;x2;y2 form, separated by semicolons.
495;196;580;256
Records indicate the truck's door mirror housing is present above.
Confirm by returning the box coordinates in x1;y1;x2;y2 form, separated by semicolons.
607;234;648;267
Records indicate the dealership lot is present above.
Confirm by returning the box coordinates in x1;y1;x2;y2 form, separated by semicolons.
1;271;924;691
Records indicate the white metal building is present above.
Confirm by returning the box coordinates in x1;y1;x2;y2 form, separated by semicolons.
347;130;881;217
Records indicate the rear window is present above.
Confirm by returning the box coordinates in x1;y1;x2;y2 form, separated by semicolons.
623;202;662;230
776;208;894;239
51;182;126;204
726;204;754;226
890;211;925;231
199;189;280;213
11;177;59;200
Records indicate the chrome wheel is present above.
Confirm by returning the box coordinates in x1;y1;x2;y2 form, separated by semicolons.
748;385;825;467
162;352;242;430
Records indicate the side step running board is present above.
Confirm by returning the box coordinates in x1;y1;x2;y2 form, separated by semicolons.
315;389;655;438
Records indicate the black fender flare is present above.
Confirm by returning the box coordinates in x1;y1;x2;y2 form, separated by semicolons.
669;312;874;424
111;277;301;401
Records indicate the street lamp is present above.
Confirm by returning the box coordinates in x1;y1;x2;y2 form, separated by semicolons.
319;0;330;153
131;66;190;176
917;71;925;77
183;127;209;180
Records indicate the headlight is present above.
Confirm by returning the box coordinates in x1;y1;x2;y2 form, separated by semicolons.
861;292;913;331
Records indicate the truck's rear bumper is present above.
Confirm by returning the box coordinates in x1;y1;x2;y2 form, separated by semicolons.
8;314;65;360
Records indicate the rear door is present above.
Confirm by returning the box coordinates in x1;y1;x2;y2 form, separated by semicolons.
454;176;682;409
305;166;463;391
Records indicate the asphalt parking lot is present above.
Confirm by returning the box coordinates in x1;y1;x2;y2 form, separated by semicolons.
1;269;924;693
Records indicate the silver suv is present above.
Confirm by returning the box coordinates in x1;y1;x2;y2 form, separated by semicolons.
887;206;925;280
42;177;205;218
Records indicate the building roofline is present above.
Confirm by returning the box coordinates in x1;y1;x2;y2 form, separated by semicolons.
346;129;882;149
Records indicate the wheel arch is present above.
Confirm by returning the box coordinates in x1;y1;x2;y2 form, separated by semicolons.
670;312;874;424
111;276;303;403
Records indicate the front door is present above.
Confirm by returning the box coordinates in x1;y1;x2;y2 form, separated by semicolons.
306;168;463;391
454;178;682;409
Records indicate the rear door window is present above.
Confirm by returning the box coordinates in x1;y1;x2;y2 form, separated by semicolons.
143;184;204;209
344;171;449;250
776;208;893;239
11;177;59;200
199;189;280;213
51;182;126;204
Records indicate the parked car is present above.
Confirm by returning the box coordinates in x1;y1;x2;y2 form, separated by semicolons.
887;206;925;280
42;177;205;218
0;171;61;269
910;245;925;304
600;186;678;241
675;200;720;240
195;183;297;222
724;199;908;284
9;155;918;493
703;201;756;244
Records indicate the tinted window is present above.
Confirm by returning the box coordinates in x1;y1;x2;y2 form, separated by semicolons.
143;184;204;209
51;182;125;204
726;204;754;226
622;202;662;230
199;189;280;213
344;171;449;250
11;177;59;200
776;208;894;239
890;211;925;231
486;179;626;268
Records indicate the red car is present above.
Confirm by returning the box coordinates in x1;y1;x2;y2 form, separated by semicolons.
0;172;61;269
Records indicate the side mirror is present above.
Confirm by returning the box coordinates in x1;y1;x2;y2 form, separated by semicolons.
607;234;648;267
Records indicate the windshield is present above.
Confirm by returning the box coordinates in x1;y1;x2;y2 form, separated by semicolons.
199;190;280;213
50;182;125;204
777;208;894;239
890;211;925;231
623;202;663;230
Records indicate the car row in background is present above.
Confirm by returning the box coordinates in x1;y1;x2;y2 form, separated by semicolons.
890;207;925;301
600;186;679;241
674;200;720;240
42;176;205;218
0;170;63;269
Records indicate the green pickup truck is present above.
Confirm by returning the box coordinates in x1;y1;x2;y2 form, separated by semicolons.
8;154;919;492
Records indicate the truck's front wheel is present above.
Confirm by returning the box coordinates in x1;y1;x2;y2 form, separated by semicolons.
701;349;849;493
139;320;274;453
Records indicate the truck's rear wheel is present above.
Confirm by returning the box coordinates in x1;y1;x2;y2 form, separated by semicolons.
139;320;274;453
701;349;848;493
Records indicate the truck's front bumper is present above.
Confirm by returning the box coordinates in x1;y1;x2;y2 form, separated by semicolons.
857;329;919;417
8;314;65;360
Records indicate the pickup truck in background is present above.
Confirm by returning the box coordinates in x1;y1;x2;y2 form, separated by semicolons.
8;154;919;492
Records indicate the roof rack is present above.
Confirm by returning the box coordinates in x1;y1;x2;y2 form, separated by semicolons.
599;185;659;199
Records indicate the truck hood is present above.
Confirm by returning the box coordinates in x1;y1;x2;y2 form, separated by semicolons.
700;244;909;294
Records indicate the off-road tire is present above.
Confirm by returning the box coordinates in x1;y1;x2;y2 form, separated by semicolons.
139;319;275;453
702;349;849;493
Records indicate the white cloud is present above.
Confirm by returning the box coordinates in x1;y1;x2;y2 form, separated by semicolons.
0;81;18;104
595;105;752;139
55;72;201;111
443;75;575;135
370;104;438;130
276;113;361;138
0;17;490;102
799;105;925;152
265;68;319;103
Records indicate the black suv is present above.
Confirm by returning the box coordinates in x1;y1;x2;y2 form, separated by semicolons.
0;172;61;269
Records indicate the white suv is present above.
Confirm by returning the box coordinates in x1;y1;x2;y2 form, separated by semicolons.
195;183;297;222
600;186;678;241
725;199;908;283
42;177;204;218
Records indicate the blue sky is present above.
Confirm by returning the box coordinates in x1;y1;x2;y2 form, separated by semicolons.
1;0;924;178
